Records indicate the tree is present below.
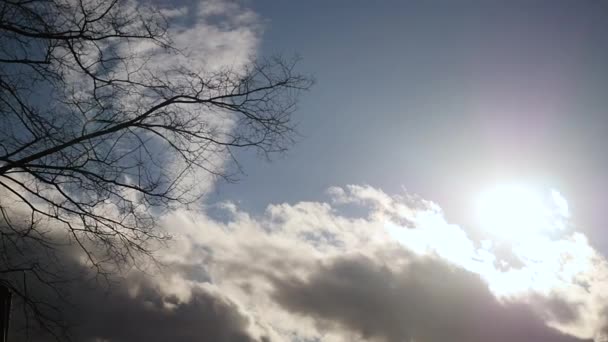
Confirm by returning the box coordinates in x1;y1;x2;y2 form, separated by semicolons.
0;0;311;338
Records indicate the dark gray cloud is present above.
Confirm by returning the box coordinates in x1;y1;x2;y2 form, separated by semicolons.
528;293;583;326
271;252;592;342
68;279;261;342
6;247;264;342
5;185;607;342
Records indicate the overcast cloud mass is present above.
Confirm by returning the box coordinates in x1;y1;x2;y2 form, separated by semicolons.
12;182;608;341
7;1;608;341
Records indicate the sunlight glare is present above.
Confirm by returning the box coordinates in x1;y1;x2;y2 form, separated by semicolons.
475;183;556;241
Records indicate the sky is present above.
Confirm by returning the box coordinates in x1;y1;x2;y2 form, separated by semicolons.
213;0;608;251
7;1;608;341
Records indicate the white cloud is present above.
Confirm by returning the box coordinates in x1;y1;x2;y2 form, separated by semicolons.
109;183;605;341
11;179;608;341
5;1;608;341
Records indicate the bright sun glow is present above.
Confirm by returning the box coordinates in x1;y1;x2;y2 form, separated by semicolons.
475;183;561;241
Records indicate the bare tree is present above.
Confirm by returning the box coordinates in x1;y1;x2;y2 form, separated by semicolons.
0;0;311;338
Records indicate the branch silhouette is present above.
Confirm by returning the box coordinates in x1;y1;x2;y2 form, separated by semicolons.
0;0;312;339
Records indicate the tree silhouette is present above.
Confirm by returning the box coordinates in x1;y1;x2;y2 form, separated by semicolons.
0;0;311;338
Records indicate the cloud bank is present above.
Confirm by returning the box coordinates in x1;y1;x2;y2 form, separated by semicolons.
17;183;608;342
5;1;608;342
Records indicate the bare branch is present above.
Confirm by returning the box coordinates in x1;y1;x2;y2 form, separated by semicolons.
0;0;312;339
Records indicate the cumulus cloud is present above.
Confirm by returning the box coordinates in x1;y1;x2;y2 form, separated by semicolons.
10;251;267;342
68;278;267;342
9;176;608;342
3;3;608;339
271;254;589;342
88;184;602;342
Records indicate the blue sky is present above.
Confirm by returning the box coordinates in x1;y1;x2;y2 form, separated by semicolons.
213;0;608;251
7;1;608;341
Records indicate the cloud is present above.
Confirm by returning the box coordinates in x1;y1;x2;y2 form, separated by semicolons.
8;176;608;341
65;275;265;342
271;253;590;342
119;184;606;342
2;0;266;340
4;2;606;340
9;254;267;342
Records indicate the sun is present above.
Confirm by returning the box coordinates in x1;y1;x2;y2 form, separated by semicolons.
474;183;562;241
